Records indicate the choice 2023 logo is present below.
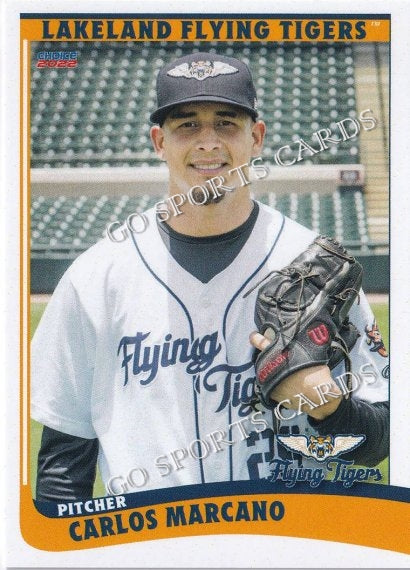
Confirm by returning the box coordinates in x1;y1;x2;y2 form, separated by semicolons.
36;51;78;68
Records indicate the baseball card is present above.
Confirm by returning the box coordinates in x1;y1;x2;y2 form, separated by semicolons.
1;0;410;567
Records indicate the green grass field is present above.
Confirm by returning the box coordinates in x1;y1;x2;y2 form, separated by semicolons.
30;300;389;497
371;303;389;351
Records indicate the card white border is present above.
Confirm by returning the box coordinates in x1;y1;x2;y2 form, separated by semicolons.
2;0;409;567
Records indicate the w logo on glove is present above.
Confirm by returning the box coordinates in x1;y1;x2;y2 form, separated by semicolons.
307;324;329;346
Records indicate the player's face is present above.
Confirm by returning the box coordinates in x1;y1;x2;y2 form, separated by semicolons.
150;102;265;202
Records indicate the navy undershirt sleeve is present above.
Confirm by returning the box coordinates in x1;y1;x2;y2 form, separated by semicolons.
36;426;99;501
308;399;389;466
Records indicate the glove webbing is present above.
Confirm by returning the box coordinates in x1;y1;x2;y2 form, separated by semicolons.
244;264;319;342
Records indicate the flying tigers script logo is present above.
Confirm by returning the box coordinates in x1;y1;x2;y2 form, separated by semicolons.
117;331;257;416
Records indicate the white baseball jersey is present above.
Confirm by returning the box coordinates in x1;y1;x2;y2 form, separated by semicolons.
31;202;389;493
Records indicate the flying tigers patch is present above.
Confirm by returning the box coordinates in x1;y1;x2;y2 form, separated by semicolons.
167;60;238;80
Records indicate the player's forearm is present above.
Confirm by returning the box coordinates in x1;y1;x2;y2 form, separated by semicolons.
308;398;389;467
36;426;99;502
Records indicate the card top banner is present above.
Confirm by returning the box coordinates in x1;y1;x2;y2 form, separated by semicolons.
20;16;390;42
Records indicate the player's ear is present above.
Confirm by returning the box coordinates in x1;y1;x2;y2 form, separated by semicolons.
251;120;266;157
150;125;166;160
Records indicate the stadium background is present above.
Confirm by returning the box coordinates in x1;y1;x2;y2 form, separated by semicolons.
29;40;389;497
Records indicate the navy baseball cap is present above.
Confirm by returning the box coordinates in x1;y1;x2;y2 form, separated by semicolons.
150;52;258;124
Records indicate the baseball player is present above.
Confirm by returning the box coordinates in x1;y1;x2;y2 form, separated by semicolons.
31;52;389;501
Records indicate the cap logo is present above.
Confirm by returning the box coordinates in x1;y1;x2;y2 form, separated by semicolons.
167;60;238;81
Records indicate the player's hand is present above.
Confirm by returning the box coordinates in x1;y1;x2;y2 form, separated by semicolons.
249;332;342;420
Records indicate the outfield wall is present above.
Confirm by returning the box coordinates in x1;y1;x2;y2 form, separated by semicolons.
31;252;389;294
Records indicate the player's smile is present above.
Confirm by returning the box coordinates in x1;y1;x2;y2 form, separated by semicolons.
187;158;230;180
189;161;227;175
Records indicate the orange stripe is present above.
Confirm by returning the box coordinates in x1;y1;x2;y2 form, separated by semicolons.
20;35;31;489
19;31;24;492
